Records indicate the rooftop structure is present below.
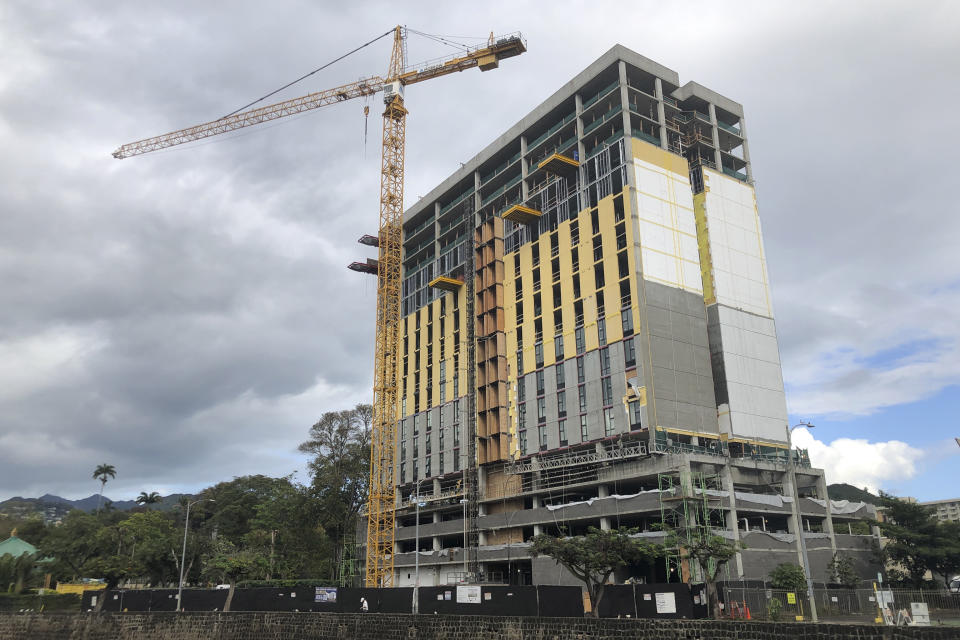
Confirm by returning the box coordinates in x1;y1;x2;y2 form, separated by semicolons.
0;532;38;558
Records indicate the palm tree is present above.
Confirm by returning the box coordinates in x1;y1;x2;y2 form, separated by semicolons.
93;463;117;513
136;491;162;509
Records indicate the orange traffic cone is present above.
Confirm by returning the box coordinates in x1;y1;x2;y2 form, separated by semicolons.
745;603;752;620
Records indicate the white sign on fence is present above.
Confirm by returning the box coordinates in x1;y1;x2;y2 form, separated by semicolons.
910;602;930;626
655;592;676;614
877;590;895;607
456;586;481;604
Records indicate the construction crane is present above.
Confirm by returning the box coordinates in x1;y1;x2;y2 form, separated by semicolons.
113;26;526;587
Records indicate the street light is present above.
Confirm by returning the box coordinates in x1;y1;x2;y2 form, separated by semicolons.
459;498;469;578
411;480;425;614
177;498;214;612
787;422;818;622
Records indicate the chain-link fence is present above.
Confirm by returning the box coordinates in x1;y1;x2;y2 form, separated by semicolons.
721;586;960;625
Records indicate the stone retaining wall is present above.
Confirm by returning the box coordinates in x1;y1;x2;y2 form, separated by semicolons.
1;612;956;639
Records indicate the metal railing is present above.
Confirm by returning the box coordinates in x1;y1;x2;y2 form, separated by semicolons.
581;80;620;111
721;586;960;624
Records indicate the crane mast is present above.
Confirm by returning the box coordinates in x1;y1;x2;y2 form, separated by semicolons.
366;26;406;588
111;26;527;589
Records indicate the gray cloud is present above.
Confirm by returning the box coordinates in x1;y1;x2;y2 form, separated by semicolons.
1;1;957;499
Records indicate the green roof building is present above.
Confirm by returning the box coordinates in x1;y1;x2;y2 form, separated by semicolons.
0;531;39;558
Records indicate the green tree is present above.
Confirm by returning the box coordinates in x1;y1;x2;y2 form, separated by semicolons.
676;535;743;619
299;404;370;580
877;493;960;587
117;510;179;586
929;521;960;588
769;563;807;592
92;463;117;513
39;511;107;581
196;476;328;582
135;491;162;509
827;553;860;588
530;527;662;617
246;479;329;580
0;552;37;594
201;537;267;584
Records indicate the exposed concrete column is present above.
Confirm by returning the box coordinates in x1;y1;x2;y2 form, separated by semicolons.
598;481;612;530
477;461;487;498
473;169;482;228
618;61;632;139
739;115;753;182
433;477;441;496
598;483;612;530
654;78;668;149
722;463;744;578
433;536;442;552
575;93;586;168
432;202;442;260
815;473;837;558
708;103;723;172
520;135;529;201
782;469;807;573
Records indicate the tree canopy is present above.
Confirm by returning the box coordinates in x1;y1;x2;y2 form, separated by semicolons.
879;494;960;587
769;563;807;592
530;527;662;617
674;535;742;619
2;403;373;590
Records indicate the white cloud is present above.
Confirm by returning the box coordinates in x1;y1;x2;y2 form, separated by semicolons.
791;428;924;494
1;1;958;500
0;328;103;402
780;285;960;418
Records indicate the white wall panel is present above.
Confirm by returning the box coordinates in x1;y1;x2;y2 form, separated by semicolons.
700;169;772;317
714;308;789;443
634;159;702;294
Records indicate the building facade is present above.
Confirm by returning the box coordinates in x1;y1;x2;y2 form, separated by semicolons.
381;45;876;588
920;498;960;523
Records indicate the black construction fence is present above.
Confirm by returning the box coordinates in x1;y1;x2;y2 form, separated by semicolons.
82;583;709;619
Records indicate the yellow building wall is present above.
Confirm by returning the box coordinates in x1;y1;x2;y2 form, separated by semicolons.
397;285;468;418
502;186;637;455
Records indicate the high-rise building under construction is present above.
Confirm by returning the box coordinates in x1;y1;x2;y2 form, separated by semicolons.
383;45;876;588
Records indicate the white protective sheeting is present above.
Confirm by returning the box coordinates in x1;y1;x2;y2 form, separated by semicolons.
734;492;793;508
716;306;789;443
544;488;661;511
634;159;702;294
810;498;873;515
700;169;772;317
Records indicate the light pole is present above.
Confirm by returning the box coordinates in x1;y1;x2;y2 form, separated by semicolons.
787;422;817;622
177;498;214;612
459;498;469;579
412;480;425;614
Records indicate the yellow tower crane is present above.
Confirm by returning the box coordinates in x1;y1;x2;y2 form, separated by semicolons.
113;26;526;587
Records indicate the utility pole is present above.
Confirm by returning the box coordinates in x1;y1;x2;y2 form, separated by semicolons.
268;529;277;581
787;423;818;622
177;498;214;612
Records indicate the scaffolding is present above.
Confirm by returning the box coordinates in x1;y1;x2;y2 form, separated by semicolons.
337;539;362;588
658;470;725;584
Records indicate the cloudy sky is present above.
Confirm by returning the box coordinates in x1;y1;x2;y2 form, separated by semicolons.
1;1;957;502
